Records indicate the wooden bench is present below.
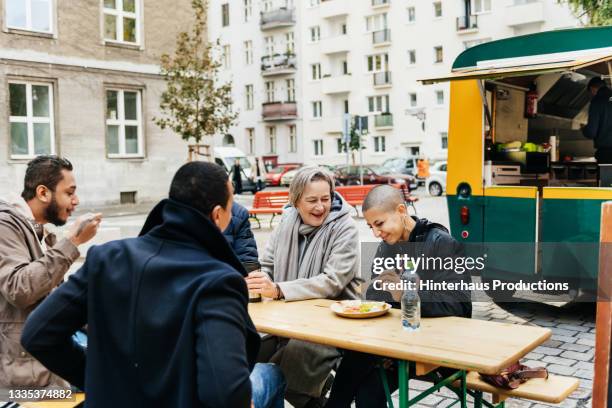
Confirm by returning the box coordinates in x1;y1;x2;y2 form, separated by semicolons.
248;190;289;228
335;184;419;216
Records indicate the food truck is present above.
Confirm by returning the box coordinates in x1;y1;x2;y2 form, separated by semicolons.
421;27;612;301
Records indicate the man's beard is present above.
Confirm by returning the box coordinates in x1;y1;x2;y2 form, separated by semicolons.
44;195;66;226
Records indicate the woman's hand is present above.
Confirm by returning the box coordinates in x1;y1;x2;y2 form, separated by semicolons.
246;271;278;299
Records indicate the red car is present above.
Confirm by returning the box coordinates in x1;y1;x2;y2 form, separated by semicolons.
265;164;301;186
334;165;418;191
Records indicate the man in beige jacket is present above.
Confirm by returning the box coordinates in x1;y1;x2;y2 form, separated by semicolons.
0;155;101;388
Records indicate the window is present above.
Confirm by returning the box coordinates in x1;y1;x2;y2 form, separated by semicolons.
222;44;231;69
408;50;416;65
473;0;491;13
440;132;448;149
265;81;275;103
312;101;322;118
409;93;418;107
434;46;443;63
311;63;321;80
433;2;442;17
365;13;387;32
286;32;295;53
368;95;390;113
310;26;320;42
337;138;345;154
374;136;386;153
244;40;253;64
247;128;255;154
288;125;297;153
407;7;416;23
245;85;254;110
264;36;274;57
344;100;349;114
262;0;272;12
244;0;252;21
367;53;389;73
267;126;277;153
6;0;53;33
341;23;347;35
9;82;54;158
103;0;140;44
106;89;143;157
436;90;444;105
286;79;295;102
314;139;324;156
309;0;320;7
221;3;229;26
342;60;349;75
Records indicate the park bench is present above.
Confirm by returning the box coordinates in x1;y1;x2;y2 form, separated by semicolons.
335;184;418;216
248;190;289;228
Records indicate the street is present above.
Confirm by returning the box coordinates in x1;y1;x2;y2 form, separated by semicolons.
72;187;594;408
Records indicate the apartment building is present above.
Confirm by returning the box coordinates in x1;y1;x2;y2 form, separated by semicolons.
209;0;579;166
0;0;194;205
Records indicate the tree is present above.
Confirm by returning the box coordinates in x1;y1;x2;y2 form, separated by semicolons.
559;0;612;25
155;0;237;150
339;117;367;165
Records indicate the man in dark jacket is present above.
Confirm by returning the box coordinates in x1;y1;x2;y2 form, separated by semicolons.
326;185;471;408
224;202;259;264
21;162;285;407
582;76;612;164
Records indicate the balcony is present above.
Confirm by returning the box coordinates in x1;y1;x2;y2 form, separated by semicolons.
320;34;350;54
262;102;297;121
371;0;390;8
320;0;350;18
456;15;478;33
321;74;351;94
373;71;392;87
372;29;391;46
323;116;343;134
505;1;544;27
260;8;295;30
374;113;393;128
261;53;297;76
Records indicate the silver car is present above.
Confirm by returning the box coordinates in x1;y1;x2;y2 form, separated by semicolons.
426;161;447;196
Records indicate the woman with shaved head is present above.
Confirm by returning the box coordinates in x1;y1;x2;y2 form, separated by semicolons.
325;185;472;408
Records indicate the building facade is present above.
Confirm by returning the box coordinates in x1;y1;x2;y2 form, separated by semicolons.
209;0;580;167
0;0;194;206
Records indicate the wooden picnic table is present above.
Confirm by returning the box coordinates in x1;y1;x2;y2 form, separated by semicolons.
249;299;553;407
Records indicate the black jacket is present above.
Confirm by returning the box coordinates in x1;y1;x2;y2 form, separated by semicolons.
21;199;260;407
224;202;258;264
366;217;472;318
583;86;612;149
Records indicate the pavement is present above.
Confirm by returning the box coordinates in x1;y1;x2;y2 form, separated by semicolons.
72;187;594;408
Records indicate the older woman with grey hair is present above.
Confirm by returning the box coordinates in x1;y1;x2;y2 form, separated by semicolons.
246;165;361;407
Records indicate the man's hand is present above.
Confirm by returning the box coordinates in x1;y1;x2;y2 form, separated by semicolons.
245;271;277;299
67;213;102;246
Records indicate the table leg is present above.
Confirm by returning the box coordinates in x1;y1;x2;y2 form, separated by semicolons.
378;365;395;408
398;360;408;407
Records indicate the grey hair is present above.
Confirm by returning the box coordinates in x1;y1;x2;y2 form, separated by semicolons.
289;166;335;206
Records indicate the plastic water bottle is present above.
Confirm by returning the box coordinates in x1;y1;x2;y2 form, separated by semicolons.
401;270;421;332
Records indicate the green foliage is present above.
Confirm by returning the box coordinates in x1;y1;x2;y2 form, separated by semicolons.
155;0;237;143
560;0;612;25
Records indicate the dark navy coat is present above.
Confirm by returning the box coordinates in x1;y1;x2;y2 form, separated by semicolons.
224;202;259;264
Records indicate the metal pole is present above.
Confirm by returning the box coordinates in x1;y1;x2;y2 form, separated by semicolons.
358;116;364;185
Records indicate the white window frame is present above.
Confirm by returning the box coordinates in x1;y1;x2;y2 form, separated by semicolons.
309;26;320;42
244;0;252;21
434;46;443;63
433;1;442;18
373;136;386;153
265;81;275;103
365;13;387;32
244;40;253;64
408;49;417;65
286;32;295;53
247;128;255;154
368;95;390;113
436;90;444;106
245;84;254;110
288;125;297;153
222;44;231;69
311;63;322;80
367;53;389;73
409;92;418;107
407;6;416;23
440;132;448;149
267;126;277;154
312;101;322;119
103;0;141;45
105;88;144;158
472;0;491;14
313;139;324;156
5;0;54;34
286;79;295;102
8;81;55;159
264;36;274;58
309;0;320;8
221;3;230;26
336;138;344;154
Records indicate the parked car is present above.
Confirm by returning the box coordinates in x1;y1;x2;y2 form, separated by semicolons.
213;147;259;194
380;157;418;176
265;163;301;186
334;165;418;191
281;164;336;187
426;161;447;196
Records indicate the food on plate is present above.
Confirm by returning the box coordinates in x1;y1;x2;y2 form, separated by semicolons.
338;301;387;314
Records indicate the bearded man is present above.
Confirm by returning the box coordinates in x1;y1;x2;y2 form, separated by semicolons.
0;155;101;388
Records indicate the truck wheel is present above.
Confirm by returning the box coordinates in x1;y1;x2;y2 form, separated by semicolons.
428;182;443;196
